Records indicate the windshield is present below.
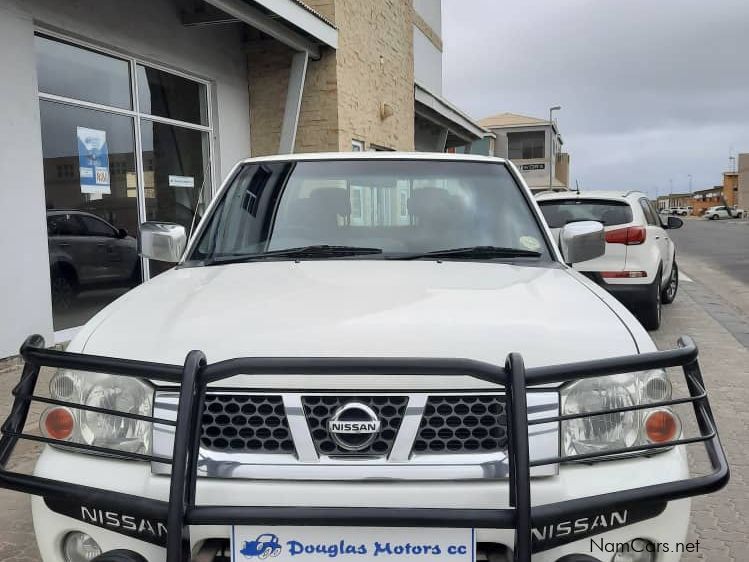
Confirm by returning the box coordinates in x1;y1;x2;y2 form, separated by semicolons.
189;159;551;262
538;198;633;228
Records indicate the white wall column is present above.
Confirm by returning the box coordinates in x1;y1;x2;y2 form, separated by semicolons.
0;1;54;356
279;51;309;154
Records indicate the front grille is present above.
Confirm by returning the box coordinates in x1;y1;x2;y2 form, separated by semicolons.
413;395;508;454
301;395;408;456
200;394;295;454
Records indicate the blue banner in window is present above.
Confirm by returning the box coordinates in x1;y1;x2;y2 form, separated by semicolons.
77;126;111;194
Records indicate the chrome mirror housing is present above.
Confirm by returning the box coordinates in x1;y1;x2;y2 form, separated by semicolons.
139;222;187;263
559;220;605;264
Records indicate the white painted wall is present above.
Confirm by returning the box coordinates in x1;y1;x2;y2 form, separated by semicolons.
0;2;54;357
413;27;443;95
0;0;251;357
413;0;442;36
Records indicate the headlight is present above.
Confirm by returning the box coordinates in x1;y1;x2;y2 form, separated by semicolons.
561;369;679;459
41;370;154;456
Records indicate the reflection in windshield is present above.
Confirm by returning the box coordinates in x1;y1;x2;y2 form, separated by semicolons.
192;160;550;263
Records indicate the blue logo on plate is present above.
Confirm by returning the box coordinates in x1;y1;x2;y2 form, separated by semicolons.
240;534;283;559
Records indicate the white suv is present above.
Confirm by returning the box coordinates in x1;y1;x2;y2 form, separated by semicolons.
536;191;683;330
0;155;727;562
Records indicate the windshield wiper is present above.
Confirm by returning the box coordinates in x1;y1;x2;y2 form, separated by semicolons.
206;245;384;265
394;245;542;260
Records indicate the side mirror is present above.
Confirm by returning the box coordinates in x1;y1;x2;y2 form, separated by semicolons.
117;228;128;239
559;220;605;264
666;216;683;229
139;222;187;263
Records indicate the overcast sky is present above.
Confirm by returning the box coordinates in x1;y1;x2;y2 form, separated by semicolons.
442;0;749;198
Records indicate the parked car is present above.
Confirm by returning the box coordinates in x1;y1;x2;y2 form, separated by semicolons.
536;190;683;330
671;207;691;216
704;205;745;220
47;210;139;308
0;154;727;562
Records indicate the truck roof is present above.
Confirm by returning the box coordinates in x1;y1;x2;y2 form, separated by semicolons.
236;152;509;165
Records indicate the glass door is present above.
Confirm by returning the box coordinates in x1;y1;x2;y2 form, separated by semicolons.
35;33;214;332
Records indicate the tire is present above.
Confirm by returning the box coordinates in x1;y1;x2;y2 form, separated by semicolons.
50;267;77;309
710;214;719;220
661;261;678;304
637;272;662;331
91;551;148;562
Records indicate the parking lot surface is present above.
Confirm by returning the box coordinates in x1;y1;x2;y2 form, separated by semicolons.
0;229;747;561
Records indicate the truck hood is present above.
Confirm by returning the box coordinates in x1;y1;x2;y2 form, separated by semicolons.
76;261;639;388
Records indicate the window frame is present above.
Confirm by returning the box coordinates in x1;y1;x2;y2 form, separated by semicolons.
34;28;216;281
507;131;546;160
638;198;658;226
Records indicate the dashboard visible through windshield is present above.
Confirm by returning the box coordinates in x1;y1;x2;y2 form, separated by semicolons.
188;159;552;264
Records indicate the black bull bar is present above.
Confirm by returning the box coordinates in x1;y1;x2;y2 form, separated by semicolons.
0;335;729;562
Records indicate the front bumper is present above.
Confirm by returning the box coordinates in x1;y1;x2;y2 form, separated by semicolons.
0;336;729;562
30;446;692;562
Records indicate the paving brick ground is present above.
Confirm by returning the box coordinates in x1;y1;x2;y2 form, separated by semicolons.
0;267;746;562
652;271;749;562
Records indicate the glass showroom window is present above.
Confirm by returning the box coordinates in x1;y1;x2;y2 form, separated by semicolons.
35;34;213;332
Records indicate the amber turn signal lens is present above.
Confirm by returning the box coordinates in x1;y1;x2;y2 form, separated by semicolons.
41;407;75;441
644;409;680;444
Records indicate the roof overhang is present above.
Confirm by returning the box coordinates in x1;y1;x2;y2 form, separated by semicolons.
202;0;337;57
414;84;487;146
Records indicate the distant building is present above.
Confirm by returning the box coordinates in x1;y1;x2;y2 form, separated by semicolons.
666;193;694;209
477;113;569;192
656;196;670;211
738;154;749;210
692;172;738;216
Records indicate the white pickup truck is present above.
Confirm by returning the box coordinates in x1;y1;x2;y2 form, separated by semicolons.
704;205;745;220
0;153;728;562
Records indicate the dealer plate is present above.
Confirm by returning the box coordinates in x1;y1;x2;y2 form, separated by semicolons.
231;526;475;562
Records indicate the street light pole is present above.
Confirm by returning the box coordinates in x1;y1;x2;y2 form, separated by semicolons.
549;105;561;189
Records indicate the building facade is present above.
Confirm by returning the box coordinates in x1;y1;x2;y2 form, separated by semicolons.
691;172;738;216
738;153;749;210
0;0;483;357
477;113;570;192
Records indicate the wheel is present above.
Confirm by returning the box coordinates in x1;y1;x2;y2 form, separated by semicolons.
259;548;273;560
637;272;662;330
710;214;719;220
91;551;148;562
50;268;76;309
661;261;678;304
272;548;282;557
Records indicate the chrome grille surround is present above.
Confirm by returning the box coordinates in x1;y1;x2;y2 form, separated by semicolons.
152;390;559;480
